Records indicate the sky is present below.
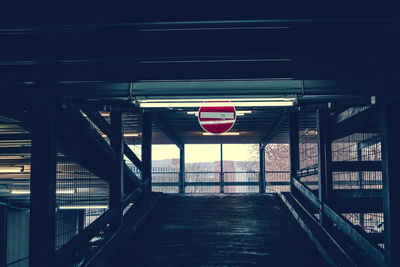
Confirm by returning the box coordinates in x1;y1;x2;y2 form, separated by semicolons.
128;144;257;163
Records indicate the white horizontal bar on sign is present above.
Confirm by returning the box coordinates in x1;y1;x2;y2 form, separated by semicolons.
200;120;236;125
200;112;235;119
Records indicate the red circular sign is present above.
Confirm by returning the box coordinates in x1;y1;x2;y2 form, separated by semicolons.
198;102;236;134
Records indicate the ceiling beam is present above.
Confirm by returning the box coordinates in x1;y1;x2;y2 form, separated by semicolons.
260;114;287;148
152;111;183;149
0;146;30;154
0;133;30;141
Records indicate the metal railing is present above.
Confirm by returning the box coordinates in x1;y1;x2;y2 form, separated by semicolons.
150;171;291;193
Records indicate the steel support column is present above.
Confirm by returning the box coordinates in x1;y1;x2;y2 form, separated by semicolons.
380;104;400;267
0;206;6;267
142;112;152;194
110;111;124;227
29;108;57;267
259;144;266;193
179;146;185;193
317;109;333;226
289;111;299;193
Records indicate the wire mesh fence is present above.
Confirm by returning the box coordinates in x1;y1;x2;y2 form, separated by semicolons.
55;154;109;251
298;111;319;192
330;109;384;250
265;171;290;192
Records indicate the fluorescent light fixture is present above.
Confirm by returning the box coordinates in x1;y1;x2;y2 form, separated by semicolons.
83;112;110;117
202;132;240;136
10;189;75;195
124;133;139;137
140;101;294;108
139;97;296;108
0;167;23;173
58;205;108;210
305;130;318;136
55;189;76;194
139;98;295;102
99;112;110;117
10;189;30;194
101;133;139;138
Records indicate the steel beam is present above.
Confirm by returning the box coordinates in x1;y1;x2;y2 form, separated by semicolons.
331;107;379;141
317;109;333;226
29;108;57;267
260;114;287;148
142;111;152;193
380;103;400;267
331;161;381;172
152;111;183;149
83;109;144;174
179;146;185;193
0;146;30;154
0;133;30;141
110;111;124;227
289;111;299;193
57;109;143;190
259;145;266;193
122;187;143;207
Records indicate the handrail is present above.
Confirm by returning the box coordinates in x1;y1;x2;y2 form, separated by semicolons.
55;208;118;266
292;177;385;267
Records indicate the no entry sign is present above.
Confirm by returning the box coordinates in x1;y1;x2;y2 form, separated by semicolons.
198;102;236;134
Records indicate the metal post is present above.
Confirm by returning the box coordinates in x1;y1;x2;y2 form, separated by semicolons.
0;206;6;267
259;144;266;193
357;142;364;227
220;144;224;193
29;108;57;267
77;210;85;234
179;146;185;193
110;111;124;227
379;104;400;267
142;111;152;194
317;109;333;226
289;112;299;193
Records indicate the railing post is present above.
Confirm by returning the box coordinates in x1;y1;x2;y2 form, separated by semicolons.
289;111;299;193
317;109;333;227
179;146;185;193
379;103;400;267
259;144;266;193
77;210;85;234
142;111;152;194
29;107;58;267
220;144;224;193
110;110;124;227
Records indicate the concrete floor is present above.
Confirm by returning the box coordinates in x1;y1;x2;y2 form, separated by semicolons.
108;194;326;266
